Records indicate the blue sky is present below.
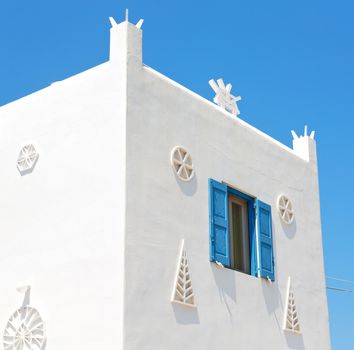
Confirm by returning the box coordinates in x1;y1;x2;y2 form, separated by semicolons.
0;0;353;347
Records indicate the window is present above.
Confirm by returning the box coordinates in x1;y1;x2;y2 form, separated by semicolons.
208;179;275;281
229;194;250;274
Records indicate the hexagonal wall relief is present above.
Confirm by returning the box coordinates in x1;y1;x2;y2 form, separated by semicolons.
170;146;194;181
277;195;294;224
17;144;39;175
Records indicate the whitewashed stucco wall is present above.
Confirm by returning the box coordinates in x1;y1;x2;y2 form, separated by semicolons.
123;23;330;350
0;18;330;350
0;58;126;349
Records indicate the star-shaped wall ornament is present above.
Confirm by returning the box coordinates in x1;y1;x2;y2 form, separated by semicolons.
209;78;241;116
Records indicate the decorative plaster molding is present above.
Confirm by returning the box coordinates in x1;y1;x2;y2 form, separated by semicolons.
3;306;46;350
170;146;194;182
171;239;196;307
16;144;39;175
283;277;301;333
277;195;294;224
209;78;241;115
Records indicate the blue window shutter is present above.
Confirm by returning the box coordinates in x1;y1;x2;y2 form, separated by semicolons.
208;179;230;267
256;200;275;281
248;202;258;277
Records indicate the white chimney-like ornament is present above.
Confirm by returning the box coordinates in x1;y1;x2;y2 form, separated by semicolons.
209;78;241;116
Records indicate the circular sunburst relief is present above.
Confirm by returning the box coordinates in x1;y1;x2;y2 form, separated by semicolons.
170;146;194;181
277;195;294;224
3;306;46;350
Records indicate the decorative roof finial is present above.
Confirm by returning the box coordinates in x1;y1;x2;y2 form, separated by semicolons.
209;78;241;116
17;285;31;307
136;19;144;29
109;17;118;27
291;125;315;140
125;8;129;22
16;285;31;294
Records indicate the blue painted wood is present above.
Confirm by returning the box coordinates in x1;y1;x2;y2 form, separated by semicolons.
209;179;230;266
256;200;275;281
248;201;257;277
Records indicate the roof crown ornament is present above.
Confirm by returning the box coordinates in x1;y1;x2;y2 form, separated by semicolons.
209;78;241;116
109;9;144;29
291;125;315;140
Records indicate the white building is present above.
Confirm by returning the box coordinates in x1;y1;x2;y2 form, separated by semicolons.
0;15;331;350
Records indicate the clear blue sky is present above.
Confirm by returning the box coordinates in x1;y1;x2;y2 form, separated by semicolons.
0;0;353;348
